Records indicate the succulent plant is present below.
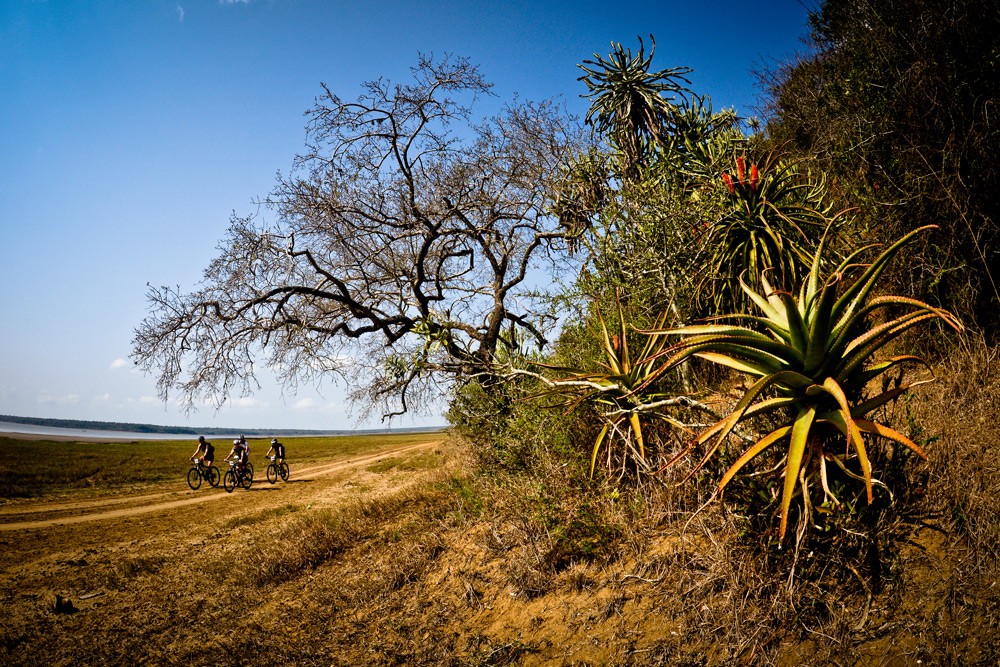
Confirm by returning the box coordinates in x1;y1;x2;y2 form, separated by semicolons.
654;225;962;538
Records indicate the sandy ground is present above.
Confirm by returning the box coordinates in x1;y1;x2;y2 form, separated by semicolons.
0;435;464;666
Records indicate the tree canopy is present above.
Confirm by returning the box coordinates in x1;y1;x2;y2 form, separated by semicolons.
132;55;587;420
763;0;1000;335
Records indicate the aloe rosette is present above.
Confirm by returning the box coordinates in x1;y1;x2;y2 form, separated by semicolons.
535;300;689;478
656;225;962;538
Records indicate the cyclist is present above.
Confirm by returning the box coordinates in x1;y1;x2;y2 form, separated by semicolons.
191;435;215;470
265;438;285;466
225;438;249;478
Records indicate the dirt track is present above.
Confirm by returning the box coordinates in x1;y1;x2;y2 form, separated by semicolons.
0;440;439;531
0;435;462;666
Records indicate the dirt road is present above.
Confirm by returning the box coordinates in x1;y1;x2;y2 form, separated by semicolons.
0;435;462;666
0;440;439;531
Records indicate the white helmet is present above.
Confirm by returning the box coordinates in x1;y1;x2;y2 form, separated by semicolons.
233;439;240;445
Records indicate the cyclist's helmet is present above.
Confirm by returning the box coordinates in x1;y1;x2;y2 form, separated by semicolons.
233;439;240;445
271;439;277;445
198;435;205;443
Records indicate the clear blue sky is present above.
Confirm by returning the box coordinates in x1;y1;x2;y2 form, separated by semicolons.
0;0;812;431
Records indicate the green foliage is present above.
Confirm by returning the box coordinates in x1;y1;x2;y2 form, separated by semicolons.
699;153;834;315
654;94;741;183
530;490;624;571
765;0;1000;337
447;375;592;476
551;149;614;243
656;225;962;539
531;293;689;478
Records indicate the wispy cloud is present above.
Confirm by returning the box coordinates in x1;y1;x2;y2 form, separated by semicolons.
176;4;185;22
230;396;267;409
219;0;252;4
110;358;129;370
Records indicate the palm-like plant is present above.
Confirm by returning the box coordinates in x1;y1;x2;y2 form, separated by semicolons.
655;225;962;539
660;102;741;189
578;35;692;181
551;149;613;249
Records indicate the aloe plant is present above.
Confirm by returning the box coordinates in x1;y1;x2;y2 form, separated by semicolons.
578;35;692;181
698;154;832;317
534;296;691;478
656;225;962;539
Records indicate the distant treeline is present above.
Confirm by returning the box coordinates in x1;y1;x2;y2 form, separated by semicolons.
0;415;444;436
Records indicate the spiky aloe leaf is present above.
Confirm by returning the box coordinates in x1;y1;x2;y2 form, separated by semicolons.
659;224;961;541
831;225;939;331
852;378;932;416
780;406;816;538
855;419;928;459
590;421;612;477
717;425;794;492
629;412;645;460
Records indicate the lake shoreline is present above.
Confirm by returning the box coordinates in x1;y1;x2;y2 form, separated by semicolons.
0;422;445;443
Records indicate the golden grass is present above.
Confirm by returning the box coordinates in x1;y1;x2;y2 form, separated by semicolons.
0;431;443;499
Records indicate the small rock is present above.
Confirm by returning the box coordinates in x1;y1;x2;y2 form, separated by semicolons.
54;594;77;614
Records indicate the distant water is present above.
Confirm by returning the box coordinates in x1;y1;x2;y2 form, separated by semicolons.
0;420;440;441
0;421;219;441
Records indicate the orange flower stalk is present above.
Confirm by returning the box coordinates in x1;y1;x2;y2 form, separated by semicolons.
722;172;735;194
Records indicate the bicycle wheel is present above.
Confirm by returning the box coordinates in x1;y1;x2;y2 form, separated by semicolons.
245;461;255;479
187;467;202;490
266;463;278;484
208;465;221;487
279;462;290;482
241;470;253;490
223;470;236;493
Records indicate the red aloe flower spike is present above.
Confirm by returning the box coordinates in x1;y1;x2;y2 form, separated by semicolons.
722;172;735;194
750;164;759;190
736;156;746;184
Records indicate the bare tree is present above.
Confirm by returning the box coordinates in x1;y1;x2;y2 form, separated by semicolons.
132;55;586;420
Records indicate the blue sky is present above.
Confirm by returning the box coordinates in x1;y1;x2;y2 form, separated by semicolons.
0;0;813;431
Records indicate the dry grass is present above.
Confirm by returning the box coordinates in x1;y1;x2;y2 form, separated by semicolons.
0;432;440;500
3;352;1000;665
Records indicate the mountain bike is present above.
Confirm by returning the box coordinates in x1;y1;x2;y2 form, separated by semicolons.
265;456;290;484
187;458;221;490
223;457;253;493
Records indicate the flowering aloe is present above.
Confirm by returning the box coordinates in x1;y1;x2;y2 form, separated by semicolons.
657;225;962;538
699;154;832;317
